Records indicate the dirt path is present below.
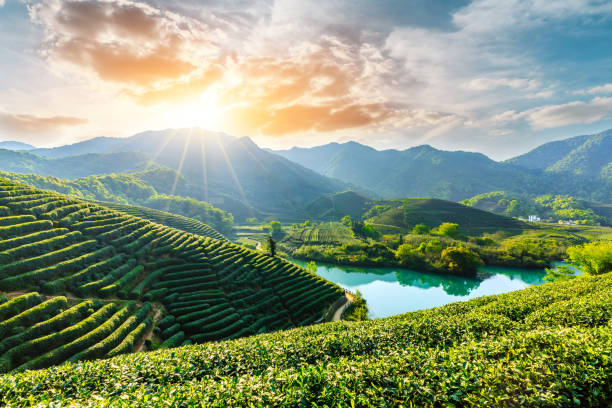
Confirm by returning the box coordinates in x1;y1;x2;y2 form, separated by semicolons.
332;297;352;321
134;304;164;353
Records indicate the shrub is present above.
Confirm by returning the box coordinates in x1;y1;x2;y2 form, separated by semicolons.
438;222;460;238
440;246;483;275
0;296;67;338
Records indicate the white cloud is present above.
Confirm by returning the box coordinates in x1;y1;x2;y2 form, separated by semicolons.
0;1;5;8
575;83;612;95
454;0;612;33
525;97;612;129
463;78;539;91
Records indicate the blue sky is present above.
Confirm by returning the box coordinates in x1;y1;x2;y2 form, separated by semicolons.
0;0;611;159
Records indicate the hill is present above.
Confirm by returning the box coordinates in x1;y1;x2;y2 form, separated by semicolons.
463;191;612;226
0;149;150;179
272;134;611;202
0;178;344;372
95;201;227;241
0;141;35;151
365;198;527;233
305;190;373;220
0;170;234;233
2;272;611;405
21;128;347;218
507;129;612;177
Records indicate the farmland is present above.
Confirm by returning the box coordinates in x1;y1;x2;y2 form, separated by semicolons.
0;178;344;372
282;222;359;246
1;271;610;406
96;201;227;241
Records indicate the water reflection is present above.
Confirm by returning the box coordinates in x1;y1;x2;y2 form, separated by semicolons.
290;259;547;318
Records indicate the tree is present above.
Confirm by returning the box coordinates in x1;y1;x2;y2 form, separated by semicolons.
411;224;430;234
269;220;282;239
438;222;460;238
305;260;317;274
341;215;353;227
267;236;276;257
440;246;483;275
344;290;369;321
543;264;576;282
566;242;612;275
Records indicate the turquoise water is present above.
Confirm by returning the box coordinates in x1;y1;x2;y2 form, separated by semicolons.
291;259;548;318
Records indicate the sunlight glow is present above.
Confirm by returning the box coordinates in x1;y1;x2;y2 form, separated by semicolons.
167;86;224;130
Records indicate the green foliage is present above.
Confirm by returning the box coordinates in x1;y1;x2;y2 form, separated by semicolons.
566;241;612;275
305;261;317;274
440;246;484;275
1;273;612;406
0;178;357;372
144;194;233;234
438;222;460;238
465;191;609;225
543;264;576;283
411;223;430;234
268;220;282;239
0;171;234;233
341;215;353;227
344;291;368;321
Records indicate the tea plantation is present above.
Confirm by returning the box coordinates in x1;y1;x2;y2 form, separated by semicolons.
0;271;610;406
0;178;344;372
94;200;227;241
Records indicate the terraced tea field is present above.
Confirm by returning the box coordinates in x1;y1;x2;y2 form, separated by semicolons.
282;222;359;247
0;178;344;372
2;271;611;406
95;201;227;241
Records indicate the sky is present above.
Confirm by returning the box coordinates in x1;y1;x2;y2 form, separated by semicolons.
0;0;611;160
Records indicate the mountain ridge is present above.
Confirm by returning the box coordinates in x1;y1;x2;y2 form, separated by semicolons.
272;130;611;202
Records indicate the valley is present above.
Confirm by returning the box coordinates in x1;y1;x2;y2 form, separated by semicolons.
0;127;610;406
3;1;612;404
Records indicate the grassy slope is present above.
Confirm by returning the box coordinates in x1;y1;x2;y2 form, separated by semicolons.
2;272;611;406
368;198;527;234
0;178;343;372
305;190;373;220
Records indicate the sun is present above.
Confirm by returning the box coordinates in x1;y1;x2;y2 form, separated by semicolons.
166;86;225;130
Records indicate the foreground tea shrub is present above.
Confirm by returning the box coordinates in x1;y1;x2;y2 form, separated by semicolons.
1;273;611;407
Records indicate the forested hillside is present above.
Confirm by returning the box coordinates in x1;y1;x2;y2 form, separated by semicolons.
17;128;347;218
2;272;610;406
0;179;344;372
0;170;235;233
463;191;612;226
273;131;612;202
0;149;151;179
506;129;611;177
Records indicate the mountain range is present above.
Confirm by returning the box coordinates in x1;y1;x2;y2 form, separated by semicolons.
0;141;35;150
506;129;612;178
0;128;609;223
273;130;611;202
1;129;345;220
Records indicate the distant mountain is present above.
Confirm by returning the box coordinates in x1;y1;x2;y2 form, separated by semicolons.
305;190;373;220
0;149;150;178
506;129;612;178
274;143;532;200
0;141;35;150
22;129;346;219
273;132;611;202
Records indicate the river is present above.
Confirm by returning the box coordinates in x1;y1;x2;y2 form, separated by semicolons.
291;259;549;318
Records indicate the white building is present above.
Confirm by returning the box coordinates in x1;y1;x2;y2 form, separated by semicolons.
528;215;541;222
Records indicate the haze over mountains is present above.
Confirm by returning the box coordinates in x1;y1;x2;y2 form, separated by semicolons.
0;129;345;219
506;130;612;178
0;141;35;150
273;130;612;202
0;128;610;223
